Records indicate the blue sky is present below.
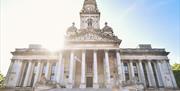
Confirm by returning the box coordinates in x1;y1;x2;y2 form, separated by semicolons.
99;0;180;64
0;0;180;75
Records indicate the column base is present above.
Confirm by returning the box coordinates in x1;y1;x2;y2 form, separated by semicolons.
66;83;73;88
93;83;99;88
106;83;112;88
80;83;86;88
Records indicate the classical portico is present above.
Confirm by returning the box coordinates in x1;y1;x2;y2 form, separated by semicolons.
4;0;178;90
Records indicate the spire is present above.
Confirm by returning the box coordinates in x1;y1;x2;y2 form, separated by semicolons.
81;0;100;14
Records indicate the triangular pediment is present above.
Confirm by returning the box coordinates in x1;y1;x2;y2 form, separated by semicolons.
75;32;112;41
66;31;118;42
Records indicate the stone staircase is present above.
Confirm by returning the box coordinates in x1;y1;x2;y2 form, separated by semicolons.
45;88;112;91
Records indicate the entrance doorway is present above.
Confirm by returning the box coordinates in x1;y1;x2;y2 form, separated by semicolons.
86;77;93;87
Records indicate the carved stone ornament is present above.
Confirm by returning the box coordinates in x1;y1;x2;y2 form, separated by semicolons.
66;31;120;43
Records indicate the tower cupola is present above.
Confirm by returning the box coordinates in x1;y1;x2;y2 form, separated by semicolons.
80;0;100;29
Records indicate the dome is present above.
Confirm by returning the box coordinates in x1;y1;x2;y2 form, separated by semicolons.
102;22;114;35
67;23;77;36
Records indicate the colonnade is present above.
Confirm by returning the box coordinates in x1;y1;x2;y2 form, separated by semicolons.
6;50;177;89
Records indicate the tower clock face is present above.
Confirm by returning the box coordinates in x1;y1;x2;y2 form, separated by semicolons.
85;5;95;12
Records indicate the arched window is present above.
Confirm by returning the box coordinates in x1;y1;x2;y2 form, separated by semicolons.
87;18;93;27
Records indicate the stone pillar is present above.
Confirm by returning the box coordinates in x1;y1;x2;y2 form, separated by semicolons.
147;60;156;87
67;51;74;88
45;61;50;80
121;62;126;81
80;50;86;88
37;62;44;82
23;61;33;87
157;61;165;87
60;58;65;85
161;60;171;88
27;62;36;86
104;50;111;88
15;60;23;87
129;60;135;80
153;61;163;87
56;53;63;83
93;50;99;88
116;50;122;84
33;61;41;86
5;60;14;86
137;60;146;87
166;61;178;88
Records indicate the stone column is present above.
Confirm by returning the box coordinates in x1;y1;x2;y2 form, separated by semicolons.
37;62;44;82
80;50;86;88
104;50;111;88
138;60;146;87
116;50;122;84
93;50;99;88
157;61;165;87
27;62;35;86
67;51;74;88
5;60;14;86
153;61;163;87
60;58;65;85
147;60;156;87
45;61;50;80
121;62;126;81
166;61;178;88
33;61;41;86
129;60;135;80
56;53;63;83
23;61;33;87
15;60;23;87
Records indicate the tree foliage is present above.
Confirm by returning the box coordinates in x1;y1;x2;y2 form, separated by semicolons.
0;71;5;88
172;63;180;88
172;63;180;70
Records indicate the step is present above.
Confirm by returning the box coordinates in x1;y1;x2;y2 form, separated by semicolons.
46;88;112;91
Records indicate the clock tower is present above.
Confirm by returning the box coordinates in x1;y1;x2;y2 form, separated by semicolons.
80;0;100;29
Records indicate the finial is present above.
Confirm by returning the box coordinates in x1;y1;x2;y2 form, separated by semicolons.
72;22;75;26
105;22;108;26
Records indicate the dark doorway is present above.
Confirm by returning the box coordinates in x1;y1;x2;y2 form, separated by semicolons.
86;77;93;87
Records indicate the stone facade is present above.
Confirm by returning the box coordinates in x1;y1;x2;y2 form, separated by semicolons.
4;0;178;91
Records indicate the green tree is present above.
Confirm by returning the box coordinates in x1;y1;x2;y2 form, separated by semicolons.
172;63;180;70
172;63;180;88
0;71;5;88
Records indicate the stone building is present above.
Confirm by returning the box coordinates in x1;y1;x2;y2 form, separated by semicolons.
5;0;178;90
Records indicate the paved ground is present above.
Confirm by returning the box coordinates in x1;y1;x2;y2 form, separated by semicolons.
0;88;180;91
45;88;112;91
